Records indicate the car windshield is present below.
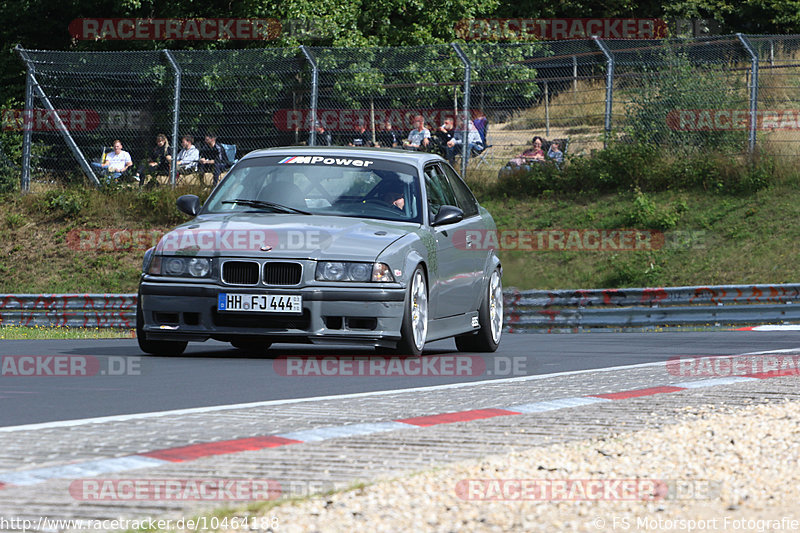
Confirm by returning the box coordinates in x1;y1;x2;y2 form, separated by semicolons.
203;155;423;223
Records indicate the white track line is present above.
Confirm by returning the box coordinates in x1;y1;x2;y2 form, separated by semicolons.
4;347;800;433
0;360;671;433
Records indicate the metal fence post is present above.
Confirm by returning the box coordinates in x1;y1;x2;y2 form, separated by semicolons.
21;65;34;193
301;46;318;146
15;46;100;187
452;43;471;177
163;50;181;188
544;81;550;138
573;55;578;93
737;34;758;154
593;37;614;149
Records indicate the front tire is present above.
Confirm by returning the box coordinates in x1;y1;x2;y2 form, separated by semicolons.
136;297;188;356
394;266;428;356
455;268;502;353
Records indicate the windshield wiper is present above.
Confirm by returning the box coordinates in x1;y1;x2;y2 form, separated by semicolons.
222;198;312;215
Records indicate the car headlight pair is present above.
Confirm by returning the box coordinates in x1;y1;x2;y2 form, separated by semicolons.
315;262;394;282
148;256;211;277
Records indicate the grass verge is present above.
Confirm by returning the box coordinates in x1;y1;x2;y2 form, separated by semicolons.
0;145;798;294
0;326;135;340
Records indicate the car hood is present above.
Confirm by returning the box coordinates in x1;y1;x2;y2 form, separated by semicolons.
154;214;418;261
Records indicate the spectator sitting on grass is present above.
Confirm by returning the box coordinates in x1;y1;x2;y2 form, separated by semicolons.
175;135;199;174
404;115;431;150
199;132;229;186
434;117;456;162
134;133;170;185
446;117;483;162
509;136;545;166
310;121;333;146
92;139;132;181
547;140;564;165
347;120;374;147
376;119;401;148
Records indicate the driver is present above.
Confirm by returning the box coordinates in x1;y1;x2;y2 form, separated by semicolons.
382;187;405;211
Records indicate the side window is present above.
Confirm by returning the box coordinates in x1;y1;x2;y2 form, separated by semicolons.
424;164;457;218
441;163;479;218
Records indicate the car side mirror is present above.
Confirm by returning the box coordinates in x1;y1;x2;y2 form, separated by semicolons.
176;195;201;216
432;205;463;226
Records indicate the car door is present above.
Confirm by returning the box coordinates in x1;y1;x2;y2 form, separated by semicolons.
440;162;486;310
424;163;475;319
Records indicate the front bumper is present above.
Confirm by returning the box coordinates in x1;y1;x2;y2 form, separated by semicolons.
139;280;406;347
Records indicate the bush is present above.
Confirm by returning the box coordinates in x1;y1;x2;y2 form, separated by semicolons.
0;167;18;194
130;185;210;225
624;189;686;230
492;142;774;198
39;189;88;218
624;48;745;152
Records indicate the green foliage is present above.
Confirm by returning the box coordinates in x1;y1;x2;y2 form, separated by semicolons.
624;188;686;230
494;142;774;197
39;189;89;218
130;186;211;225
5;212;26;229
624;48;745;151
601;252;666;288
0;167;17;193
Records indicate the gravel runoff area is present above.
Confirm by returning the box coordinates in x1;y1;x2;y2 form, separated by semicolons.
208;399;800;533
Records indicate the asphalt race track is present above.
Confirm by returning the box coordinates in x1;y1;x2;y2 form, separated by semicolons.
1;330;799;428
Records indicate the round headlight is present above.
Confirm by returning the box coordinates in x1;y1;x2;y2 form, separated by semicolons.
347;263;371;281
320;262;345;281
188;258;210;277
165;257;186;276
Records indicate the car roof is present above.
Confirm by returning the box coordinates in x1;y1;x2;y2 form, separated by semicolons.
241;146;445;166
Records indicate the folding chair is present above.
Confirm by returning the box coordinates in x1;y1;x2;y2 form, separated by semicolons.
472;120;492;169
220;143;238;166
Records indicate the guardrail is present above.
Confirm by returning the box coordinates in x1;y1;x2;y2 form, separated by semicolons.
504;284;800;331
1;284;798;331
0;294;136;328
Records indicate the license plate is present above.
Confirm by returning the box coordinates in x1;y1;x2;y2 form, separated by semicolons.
218;293;302;313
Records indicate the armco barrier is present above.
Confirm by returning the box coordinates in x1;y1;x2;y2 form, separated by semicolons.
0;294;136;328
0;284;798;331
504;284;800;331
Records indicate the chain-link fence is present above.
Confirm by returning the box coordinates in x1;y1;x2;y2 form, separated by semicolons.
9;35;798;190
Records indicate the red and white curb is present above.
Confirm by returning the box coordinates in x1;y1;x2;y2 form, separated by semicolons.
734;325;800;331
0;368;791;490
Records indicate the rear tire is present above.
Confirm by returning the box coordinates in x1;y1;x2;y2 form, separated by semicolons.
136;298;188;356
455;269;502;353
394;266;428;356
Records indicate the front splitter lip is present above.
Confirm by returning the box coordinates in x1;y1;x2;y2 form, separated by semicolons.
143;328;400;346
139;281;406;301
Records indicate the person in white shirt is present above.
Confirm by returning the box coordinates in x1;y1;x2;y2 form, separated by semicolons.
404;115;431;150
176;135;200;173
92;140;132;181
446;118;484;162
